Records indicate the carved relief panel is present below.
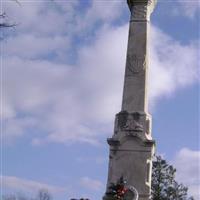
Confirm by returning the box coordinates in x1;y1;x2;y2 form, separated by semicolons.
131;4;147;20
116;111;144;132
126;54;146;76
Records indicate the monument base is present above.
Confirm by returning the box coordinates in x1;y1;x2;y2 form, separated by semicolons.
104;134;155;200
103;179;139;200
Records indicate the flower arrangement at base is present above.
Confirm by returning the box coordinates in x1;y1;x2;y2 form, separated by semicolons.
106;177;129;200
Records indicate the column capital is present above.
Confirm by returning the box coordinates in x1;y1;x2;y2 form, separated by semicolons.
127;0;157;21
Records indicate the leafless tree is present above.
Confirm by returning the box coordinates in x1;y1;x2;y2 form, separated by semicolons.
36;189;52;200
0;12;16;28
0;0;19;29
2;189;52;200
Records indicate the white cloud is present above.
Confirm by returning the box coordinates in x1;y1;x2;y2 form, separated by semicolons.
149;26;199;108
173;148;200;199
75;0;125;32
4;34;70;59
2;24;128;145
175;0;200;19
2;0;76;36
1;176;67;194
4;117;37;142
79;177;103;191
2;1;199;145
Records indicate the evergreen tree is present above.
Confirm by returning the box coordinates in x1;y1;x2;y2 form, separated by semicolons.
151;156;193;200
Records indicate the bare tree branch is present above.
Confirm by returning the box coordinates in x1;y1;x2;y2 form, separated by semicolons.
0;0;19;29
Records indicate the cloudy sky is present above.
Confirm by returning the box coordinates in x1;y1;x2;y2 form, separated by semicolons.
1;0;200;199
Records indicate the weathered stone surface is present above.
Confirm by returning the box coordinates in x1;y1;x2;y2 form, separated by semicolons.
104;1;157;200
106;138;154;196
127;0;157;21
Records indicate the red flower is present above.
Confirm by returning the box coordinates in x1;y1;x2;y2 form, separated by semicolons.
116;186;128;198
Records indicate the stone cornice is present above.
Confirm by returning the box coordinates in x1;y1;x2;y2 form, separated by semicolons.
127;0;157;8
127;0;157;21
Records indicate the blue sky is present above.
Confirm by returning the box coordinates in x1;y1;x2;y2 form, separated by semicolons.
1;0;200;199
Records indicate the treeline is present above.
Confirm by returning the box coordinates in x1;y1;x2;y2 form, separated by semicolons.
2;189;90;200
3;156;194;200
2;189;52;200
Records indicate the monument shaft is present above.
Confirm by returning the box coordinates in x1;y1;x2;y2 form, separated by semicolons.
104;1;157;200
122;20;149;112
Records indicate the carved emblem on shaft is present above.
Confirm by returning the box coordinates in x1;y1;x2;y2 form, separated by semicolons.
116;111;143;132
127;54;146;75
123;112;143;132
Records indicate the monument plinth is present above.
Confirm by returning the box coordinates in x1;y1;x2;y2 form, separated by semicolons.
103;1;157;200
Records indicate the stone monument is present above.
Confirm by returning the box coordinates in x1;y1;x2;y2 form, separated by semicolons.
103;0;157;200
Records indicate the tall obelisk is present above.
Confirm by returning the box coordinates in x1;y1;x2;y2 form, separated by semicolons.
103;1;157;200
